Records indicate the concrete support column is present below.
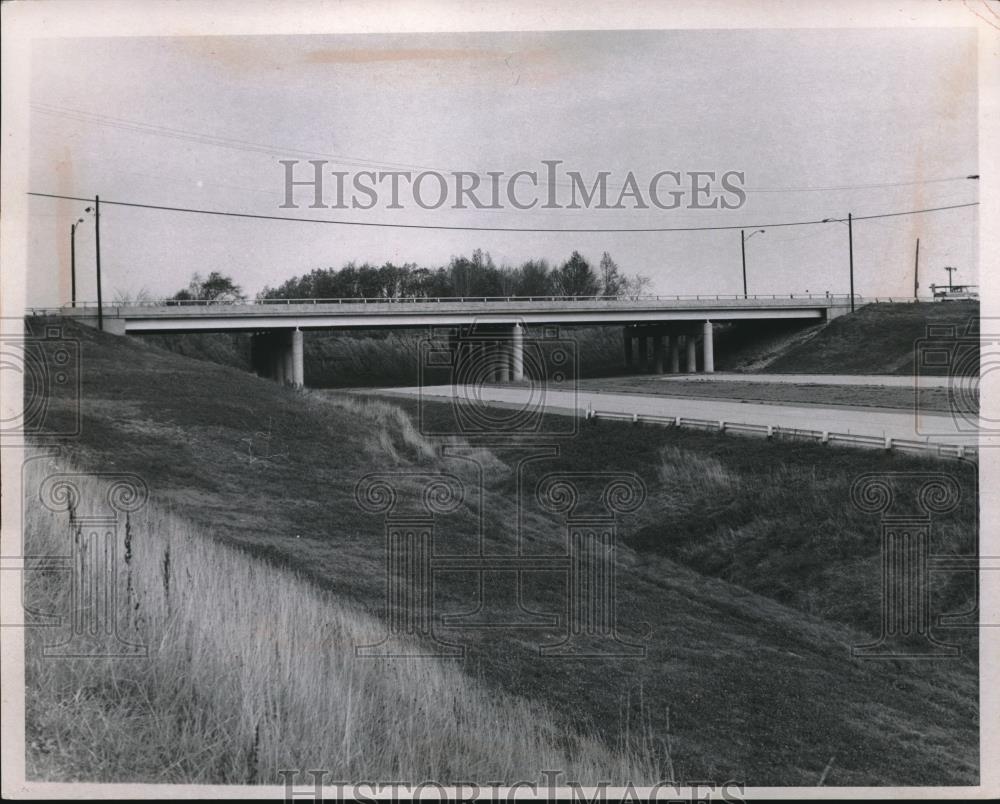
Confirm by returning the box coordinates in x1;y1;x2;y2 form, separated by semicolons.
512;323;524;381
500;339;511;382
638;333;649;373
492;340;506;383
669;336;680;373
623;328;633;369
686;335;698;373
291;328;305;387
653;334;665;374
702;320;714;374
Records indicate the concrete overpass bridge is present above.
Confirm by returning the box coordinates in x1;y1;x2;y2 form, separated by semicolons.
44;293;857;387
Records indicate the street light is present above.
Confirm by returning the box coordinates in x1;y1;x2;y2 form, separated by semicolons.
822;215;855;312
740;228;765;299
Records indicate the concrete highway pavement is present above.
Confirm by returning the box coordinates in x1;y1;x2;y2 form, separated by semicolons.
383;384;981;448
647;373;952;388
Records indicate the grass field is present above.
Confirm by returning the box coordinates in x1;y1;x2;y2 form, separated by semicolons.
24;317;979;786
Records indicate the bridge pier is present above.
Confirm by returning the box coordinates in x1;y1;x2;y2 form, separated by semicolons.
686;334;698;373
512;323;524;381
251;329;304;388
623;328;634;370
669;336;680;373
702;320;714;374
638;334;649;373
653;334;665;374
451;324;527;384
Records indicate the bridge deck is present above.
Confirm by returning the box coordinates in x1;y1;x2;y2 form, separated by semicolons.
43;294;857;333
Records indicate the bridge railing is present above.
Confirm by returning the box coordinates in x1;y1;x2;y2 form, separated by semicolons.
53;292;876;310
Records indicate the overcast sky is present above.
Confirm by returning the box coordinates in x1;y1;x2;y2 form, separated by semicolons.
28;28;978;306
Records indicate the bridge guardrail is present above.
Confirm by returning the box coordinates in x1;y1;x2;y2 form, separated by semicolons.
28;293;950;317
45;292;871;310
582;408;976;461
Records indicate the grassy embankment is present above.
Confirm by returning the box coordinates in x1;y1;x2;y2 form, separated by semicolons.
760;301;979;375
25;453;665;784
25;317;979;786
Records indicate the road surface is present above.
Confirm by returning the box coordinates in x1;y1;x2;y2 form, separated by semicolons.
645;372;951;388
381;384;981;448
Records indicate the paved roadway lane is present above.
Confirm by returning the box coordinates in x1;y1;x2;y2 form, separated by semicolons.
646;373;951;388
382;384;980;448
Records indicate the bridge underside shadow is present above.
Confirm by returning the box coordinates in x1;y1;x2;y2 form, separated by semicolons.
250;329;304;387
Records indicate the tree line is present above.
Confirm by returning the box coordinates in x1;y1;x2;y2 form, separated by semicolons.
169;250;651;303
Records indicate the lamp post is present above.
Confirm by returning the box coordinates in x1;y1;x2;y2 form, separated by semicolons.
740;228;765;299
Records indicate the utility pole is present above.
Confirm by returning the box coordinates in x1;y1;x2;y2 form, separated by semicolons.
848;212;855;312
944;265;956;291
740;229;748;299
70;221;79;308
913;238;919;299
95;195;103;331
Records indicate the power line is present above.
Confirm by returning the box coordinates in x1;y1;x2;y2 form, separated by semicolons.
742;176;977;193
27;191;978;233
31;103;979;196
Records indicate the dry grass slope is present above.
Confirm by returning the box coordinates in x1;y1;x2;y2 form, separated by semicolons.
24;453;669;785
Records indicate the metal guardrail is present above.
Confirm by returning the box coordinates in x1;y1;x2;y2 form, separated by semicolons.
48;292;869;310
28;294;951;318
582;408;976;461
